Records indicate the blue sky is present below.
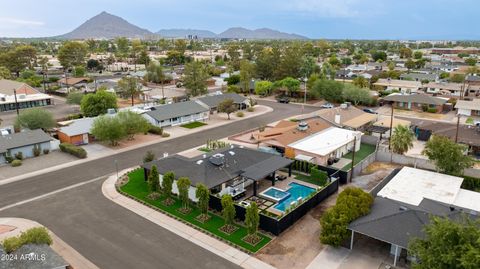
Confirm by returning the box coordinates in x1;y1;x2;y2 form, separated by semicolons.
0;0;478;39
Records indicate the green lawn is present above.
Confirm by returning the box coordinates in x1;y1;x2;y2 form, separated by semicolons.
466;117;474;125
180;121;207;129
120;169;272;253
341;143;376;171
292;172;325;186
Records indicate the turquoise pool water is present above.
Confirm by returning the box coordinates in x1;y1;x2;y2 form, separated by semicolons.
274;182;316;212
262;188;290;200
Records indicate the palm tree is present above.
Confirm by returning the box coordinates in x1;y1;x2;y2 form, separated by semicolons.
390;124;415;154
117;76;142;106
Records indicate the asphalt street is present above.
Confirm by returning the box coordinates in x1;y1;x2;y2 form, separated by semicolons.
0;100;319;269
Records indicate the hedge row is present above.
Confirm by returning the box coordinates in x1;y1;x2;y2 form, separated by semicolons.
59;143;87;158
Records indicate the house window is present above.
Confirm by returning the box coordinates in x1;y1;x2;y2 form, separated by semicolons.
171;117;178;122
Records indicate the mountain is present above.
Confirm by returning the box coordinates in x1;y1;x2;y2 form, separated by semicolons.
157;29;217;38
217;27;307;40
60;11;152;39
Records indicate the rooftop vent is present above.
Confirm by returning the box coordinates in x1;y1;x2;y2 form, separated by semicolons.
297;121;309;131
209;153;225;166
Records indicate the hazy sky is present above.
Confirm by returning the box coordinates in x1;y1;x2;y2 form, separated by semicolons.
0;0;478;39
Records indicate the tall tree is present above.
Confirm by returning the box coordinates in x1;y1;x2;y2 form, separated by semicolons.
276;45;302;79
145;62;167;99
116;111;150;140
217;98;237;120
90;115;126;146
183;61;209;96
195;183;210;217
423;135;473;174
342;84;372;105
226;44;241;70
148;165;160;193
177;177;191;210
390;125;414;154
221;195;236;227
409;217;480;269
80;88;118;117
0;66;12;79
162;171;175;201
311;79;344;103
117;76;142;106
15;108;55;130
239;60;255;93
245;202;260;236
57;41;88;70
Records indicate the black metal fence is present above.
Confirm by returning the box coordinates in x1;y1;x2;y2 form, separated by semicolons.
209;179;339;236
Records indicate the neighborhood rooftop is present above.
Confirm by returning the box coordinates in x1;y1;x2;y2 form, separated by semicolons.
197;93;247;108
145;100;209;122
288;127;361;156
0;129;52;153
383;93;448;106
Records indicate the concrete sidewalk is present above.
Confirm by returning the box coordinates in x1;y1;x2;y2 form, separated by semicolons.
0;105;272;187
102;169;276;269
0;217;99;269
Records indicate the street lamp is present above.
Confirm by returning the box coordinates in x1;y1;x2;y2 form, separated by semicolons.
302;76;307;114
13;88;19;115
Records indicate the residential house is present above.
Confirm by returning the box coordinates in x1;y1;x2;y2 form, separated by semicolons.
383;93;448;113
57;117;96;145
256;118;333;154
285;126;362;166
0;129;54;164
373;79;422;94
143;100;210;127
142;146;293;198
400;72;438;83
455;99;480;117
0;79;54;112
424;82;464;97
466;75;480;86
197;93;249;113
349;167;480;266
315;104;377;130
431;47;480;54
58;77;90;88
465;85;480;98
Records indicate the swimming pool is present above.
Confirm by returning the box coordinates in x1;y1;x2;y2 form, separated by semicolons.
259;187;291;202
274;182;316;212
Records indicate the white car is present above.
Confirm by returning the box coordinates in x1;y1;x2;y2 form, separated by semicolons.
321;103;334;109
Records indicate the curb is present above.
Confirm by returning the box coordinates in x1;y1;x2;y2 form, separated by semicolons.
0;217;99;269
102;169;276;269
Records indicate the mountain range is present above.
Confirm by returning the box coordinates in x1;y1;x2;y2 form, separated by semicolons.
58;12;308;40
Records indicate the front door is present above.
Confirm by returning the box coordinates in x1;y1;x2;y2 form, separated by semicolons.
83;133;89;144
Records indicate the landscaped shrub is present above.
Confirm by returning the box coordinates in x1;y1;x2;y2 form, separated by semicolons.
247;107;255;112
59;143;87;158
2;227;52;253
33;145;41;157
148;125;163;135
427;107;437;113
43;149;50;155
14;152;23;160
161;132;170;138
236;111;244;117
310;167;328;186
461;176;480;192
10;160;22;167
5;155;14;163
320;187;373;247
143;151;155;163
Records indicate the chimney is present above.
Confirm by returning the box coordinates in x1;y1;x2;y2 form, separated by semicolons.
297;121;309;131
334;114;341;124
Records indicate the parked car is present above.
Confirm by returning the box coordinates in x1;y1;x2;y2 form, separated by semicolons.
363;108;378;114
321;103;334;109
276;96;290;103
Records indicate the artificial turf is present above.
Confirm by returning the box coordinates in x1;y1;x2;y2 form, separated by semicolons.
120;169;272;253
180;121;208;129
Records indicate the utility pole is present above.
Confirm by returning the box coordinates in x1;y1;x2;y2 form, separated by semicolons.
455;114;461;143
388;101;394;150
302;76;307;114
13;88;19;115
349;135;357;183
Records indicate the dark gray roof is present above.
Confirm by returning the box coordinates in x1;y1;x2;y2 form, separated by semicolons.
349;197;478;249
0;129;52;153
143;146;293;188
8;244;69;269
0;246;6;269
145;100;209;122
466;75;480;82
383;93;447;106
197;93;247;108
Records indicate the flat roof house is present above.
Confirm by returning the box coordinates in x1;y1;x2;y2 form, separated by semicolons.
400;72;438;83
143;146;293;199
315;104;377;130
349;167;479;266
373;79;422;94
143;100;210;127
383;93;448;113
197;93;249;113
0;79;54;112
0;129;53;164
286;127;362;166
424;82;464;97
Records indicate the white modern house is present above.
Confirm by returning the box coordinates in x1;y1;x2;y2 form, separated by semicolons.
143;100;210;127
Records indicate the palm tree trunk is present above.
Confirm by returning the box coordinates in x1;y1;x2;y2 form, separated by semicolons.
131;95;134;106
